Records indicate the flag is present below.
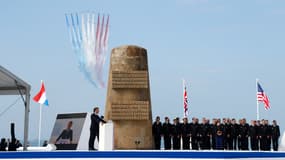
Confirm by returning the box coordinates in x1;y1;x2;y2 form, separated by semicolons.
257;82;270;110
183;80;188;117
33;81;49;106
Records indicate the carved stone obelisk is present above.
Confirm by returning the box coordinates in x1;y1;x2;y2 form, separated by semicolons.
105;45;153;149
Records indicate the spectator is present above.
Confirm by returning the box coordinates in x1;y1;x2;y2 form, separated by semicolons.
42;140;48;147
0;138;7;151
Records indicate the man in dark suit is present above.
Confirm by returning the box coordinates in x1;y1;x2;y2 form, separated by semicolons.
181;117;190;150
264;120;272;151
162;117;172;150
259;119;266;151
256;120;261;150
238;118;249;150
171;118;181;150
89;107;106;150
272;120;280;151
190;117;200;150
152;116;163;150
224;118;234;150
231;118;239;150
199;118;211;150
249;120;258;151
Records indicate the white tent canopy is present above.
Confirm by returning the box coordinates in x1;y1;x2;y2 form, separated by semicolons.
0;65;30;151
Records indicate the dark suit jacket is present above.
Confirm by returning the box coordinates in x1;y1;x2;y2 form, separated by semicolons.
90;113;106;133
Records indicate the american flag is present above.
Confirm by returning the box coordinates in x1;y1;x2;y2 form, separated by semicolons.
257;82;270;110
183;81;188;117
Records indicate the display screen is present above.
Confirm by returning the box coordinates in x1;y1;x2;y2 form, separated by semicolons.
49;113;87;150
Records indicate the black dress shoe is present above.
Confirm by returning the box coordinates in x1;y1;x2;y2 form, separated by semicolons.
89;147;95;150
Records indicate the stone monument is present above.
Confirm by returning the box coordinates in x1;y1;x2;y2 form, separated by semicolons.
105;45;153;149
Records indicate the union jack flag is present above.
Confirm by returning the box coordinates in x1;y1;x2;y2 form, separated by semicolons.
257;82;270;110
183;81;188;117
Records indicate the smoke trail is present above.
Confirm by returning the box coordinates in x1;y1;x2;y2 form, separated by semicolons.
103;15;109;52
65;12;109;88
95;14;100;58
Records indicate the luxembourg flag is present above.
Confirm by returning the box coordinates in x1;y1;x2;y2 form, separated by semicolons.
33;81;49;106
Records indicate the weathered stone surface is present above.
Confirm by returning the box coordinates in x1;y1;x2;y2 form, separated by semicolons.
105;45;153;149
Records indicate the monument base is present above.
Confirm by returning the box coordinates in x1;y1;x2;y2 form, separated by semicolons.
113;121;153;149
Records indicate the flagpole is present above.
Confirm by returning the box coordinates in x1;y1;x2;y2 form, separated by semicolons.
256;78;259;120
38;103;42;146
38;80;43;147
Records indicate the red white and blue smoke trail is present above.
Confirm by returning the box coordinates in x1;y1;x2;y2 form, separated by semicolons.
65;12;109;88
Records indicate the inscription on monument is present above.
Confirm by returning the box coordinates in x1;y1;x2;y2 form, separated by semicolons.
110;101;150;120
112;71;148;89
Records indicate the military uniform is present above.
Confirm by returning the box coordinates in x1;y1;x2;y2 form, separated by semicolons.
272;124;280;151
259;124;266;151
249;124;258;150
210;123;217;149
171;121;181;150
152;121;163;150
162;121;172;150
232;122;239;150
190;122;200;150
239;123;249;150
224;123;234;150
181;122;190;149
199;122;211;150
264;124;272;151
256;124;262;151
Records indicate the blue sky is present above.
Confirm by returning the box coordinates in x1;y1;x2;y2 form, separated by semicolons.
1;0;285;143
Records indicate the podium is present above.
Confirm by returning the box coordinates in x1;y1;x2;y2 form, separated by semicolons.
99;121;114;151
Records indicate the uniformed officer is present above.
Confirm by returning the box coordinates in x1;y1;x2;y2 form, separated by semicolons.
238;118;249;150
224;118;234;150
152;116;163;150
162;117;172;150
190;117;200;150
249;120;258;150
211;118;217;150
231;118;239;150
256;120;261;150
272;120;280;151
171;118;181;150
264;120;272;151
181;117;190;149
199;118;211;150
